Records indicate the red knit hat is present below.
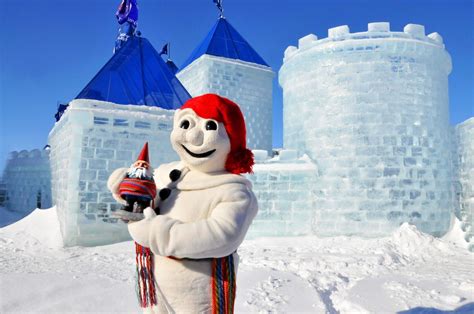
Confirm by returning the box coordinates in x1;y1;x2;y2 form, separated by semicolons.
136;142;150;163
181;94;254;174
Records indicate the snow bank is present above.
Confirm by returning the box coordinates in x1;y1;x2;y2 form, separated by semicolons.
239;223;473;313
384;222;450;262
0;206;63;250
0;210;472;313
442;215;470;249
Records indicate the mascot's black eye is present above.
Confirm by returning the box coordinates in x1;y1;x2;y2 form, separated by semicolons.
180;120;190;129
205;121;217;131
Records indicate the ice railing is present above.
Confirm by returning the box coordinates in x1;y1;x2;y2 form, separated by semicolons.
284;22;445;62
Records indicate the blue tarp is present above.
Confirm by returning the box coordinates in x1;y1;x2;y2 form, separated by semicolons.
181;17;269;70
76;36;190;110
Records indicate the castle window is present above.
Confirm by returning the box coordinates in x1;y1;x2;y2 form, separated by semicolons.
158;123;171;131
135;121;151;129
94;117;109;125
113;119;129;127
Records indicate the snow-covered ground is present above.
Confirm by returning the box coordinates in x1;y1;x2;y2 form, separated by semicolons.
0;207;473;313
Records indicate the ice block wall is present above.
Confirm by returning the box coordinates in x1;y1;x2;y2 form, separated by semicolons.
2;149;52;212
245;150;318;238
48;99;177;246
455;118;474;250
178;55;274;152
279;23;454;237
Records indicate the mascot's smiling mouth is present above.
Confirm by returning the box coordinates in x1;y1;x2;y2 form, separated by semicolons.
182;145;216;158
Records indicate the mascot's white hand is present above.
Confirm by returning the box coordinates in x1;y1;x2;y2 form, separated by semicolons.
143;207;157;219
128;207;156;247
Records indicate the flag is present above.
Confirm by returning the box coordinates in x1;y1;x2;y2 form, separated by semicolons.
116;0;138;25
213;0;223;14
159;43;169;56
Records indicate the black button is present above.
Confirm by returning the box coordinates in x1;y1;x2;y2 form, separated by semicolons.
159;188;171;201
169;169;182;182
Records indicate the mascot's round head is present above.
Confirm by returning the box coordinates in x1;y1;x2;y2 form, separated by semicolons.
171;93;254;174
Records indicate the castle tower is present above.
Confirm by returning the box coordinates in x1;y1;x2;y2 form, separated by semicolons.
455;118;474;250
2;148;52;213
279;23;454;237
177;17;274;152
49;36;190;246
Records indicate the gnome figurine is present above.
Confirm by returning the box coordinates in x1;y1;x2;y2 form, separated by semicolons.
111;142;157;221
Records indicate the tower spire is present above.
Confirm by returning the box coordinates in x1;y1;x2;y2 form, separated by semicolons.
213;0;224;18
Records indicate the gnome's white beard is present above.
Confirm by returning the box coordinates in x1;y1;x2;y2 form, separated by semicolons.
128;166;153;180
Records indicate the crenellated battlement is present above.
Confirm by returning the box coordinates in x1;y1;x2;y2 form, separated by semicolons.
8;148;50;161
284;22;445;62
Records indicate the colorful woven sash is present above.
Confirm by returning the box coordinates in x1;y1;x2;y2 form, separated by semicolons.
135;252;236;312
135;243;157;308
211;255;236;314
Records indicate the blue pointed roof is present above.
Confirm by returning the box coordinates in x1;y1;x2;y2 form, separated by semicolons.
165;59;179;75
76;36;190;109
181;17;269;70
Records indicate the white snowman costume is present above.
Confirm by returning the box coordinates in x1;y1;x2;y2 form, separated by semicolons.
108;94;258;313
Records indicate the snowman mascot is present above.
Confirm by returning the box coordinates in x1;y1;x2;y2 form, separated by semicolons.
108;93;258;313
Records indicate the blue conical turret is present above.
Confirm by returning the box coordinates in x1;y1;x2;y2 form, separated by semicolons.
181;17;269;69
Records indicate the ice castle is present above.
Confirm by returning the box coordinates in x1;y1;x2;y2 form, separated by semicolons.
2;13;472;248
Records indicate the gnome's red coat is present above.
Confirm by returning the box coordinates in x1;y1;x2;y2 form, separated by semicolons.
118;177;157;200
117;142;157;203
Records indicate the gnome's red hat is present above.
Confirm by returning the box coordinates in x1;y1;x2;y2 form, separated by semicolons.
181;94;254;174
136;142;150;163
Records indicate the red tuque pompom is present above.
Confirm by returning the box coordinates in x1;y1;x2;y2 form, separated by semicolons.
225;148;254;175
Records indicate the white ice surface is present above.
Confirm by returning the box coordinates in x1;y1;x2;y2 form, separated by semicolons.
0;207;473;313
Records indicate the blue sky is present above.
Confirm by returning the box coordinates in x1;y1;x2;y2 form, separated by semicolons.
0;0;473;172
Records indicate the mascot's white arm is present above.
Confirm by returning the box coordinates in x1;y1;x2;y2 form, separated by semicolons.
128;186;258;259
107;168;129;205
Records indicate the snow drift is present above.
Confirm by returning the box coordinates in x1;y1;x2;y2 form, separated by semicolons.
0;207;472;313
0;206;63;250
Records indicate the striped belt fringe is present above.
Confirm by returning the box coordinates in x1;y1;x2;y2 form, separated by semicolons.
135;243;157;308
211;255;236;314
